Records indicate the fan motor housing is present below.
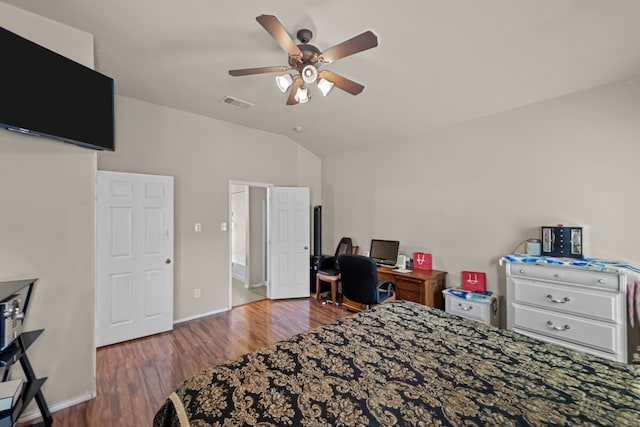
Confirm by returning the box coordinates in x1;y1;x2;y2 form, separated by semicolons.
289;43;320;69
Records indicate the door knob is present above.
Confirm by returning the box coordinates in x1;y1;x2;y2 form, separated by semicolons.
165;259;172;264
304;246;308;250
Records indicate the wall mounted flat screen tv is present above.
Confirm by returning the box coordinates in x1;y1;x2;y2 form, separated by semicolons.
0;26;114;151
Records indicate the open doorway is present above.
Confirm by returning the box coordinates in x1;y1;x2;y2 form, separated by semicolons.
230;182;270;307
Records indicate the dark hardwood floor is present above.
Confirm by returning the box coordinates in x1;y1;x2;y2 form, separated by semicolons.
27;298;349;427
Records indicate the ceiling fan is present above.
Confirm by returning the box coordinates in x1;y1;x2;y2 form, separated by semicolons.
228;14;378;105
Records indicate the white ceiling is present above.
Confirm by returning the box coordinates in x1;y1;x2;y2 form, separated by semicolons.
5;0;640;157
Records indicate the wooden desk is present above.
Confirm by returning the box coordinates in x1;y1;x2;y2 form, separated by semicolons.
341;267;447;312
377;267;447;309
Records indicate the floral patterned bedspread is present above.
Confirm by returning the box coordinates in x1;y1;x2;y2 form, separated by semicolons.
153;301;640;426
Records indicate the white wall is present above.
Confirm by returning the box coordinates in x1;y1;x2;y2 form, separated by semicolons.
98;96;322;320
323;79;640;302
0;1;97;415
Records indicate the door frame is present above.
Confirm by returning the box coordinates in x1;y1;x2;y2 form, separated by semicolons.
228;180;272;309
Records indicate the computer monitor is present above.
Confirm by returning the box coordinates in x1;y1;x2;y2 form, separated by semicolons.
369;239;400;266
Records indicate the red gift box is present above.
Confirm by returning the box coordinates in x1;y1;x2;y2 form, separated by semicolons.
413;252;432;270
461;271;486;292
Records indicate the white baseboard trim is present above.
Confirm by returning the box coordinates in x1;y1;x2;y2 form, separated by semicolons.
19;391;96;423
173;307;229;324
247;281;267;289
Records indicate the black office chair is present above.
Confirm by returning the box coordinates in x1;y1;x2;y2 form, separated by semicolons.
319;237;353;276
315;237;353;305
338;254;395;310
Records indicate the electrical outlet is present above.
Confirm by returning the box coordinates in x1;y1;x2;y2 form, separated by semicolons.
220;222;227;231
194;288;201;298
194;223;202;232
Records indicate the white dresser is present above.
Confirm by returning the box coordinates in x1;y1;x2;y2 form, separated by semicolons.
505;261;627;362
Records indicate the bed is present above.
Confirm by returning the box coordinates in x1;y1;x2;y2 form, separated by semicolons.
153;300;639;426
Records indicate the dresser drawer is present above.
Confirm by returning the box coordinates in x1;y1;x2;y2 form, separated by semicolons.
512;304;619;354
511;278;619;322
447;297;485;321
445;294;496;325
377;271;394;282
509;264;619;290
395;278;421;303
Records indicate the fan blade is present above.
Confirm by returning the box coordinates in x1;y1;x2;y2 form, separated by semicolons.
318;70;364;95
229;66;289;77
320;30;378;63
256;15;303;59
286;77;304;105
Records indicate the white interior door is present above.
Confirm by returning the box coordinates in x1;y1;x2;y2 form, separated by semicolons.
96;171;174;347
269;187;310;299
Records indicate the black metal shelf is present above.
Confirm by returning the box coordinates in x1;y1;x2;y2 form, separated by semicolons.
0;331;51;426
0;330;43;368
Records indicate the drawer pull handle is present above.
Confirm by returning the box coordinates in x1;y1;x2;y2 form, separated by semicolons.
546;294;570;303
553;274;561;278
546;321;571;331
597;279;605;284
457;303;473;311
519;269;525;274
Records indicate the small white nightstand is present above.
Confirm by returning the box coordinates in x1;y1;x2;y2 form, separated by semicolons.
443;289;498;326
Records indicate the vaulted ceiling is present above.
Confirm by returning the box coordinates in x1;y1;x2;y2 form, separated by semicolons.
4;0;640;157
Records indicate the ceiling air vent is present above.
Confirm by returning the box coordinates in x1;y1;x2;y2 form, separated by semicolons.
221;96;254;110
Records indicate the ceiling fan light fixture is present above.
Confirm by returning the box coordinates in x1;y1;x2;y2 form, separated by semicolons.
295;86;310;103
230;15;378;105
275;74;293;92
301;64;318;84
317;78;334;96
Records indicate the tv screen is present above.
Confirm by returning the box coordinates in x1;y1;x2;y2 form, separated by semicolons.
369;239;400;266
0;26;114;151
